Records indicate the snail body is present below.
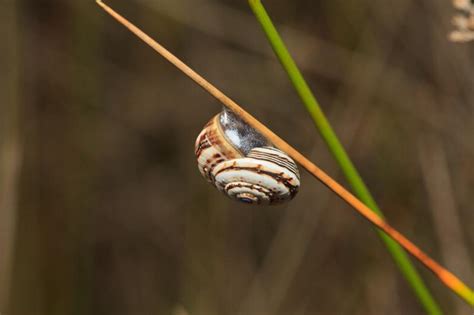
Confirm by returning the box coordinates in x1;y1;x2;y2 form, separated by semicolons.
195;108;300;205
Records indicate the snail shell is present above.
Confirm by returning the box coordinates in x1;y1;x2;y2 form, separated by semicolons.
195;107;300;205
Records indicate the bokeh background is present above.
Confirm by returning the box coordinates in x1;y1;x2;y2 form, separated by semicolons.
1;0;473;314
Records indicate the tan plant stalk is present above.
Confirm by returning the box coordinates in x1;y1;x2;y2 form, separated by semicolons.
96;0;474;305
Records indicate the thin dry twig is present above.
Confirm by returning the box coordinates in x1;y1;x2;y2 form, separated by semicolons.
96;0;474;304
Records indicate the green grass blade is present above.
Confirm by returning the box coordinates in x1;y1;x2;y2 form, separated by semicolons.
248;1;444;313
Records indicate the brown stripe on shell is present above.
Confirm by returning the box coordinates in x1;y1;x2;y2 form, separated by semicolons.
223;182;273;204
207;157;226;182
247;148;299;177
195;127;210;156
249;147;299;173
195;114;243;183
195;138;212;157
213;165;299;198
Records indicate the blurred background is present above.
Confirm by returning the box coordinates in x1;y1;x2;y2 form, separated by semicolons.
1;0;473;314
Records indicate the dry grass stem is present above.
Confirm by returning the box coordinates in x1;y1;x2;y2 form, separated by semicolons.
96;0;474;304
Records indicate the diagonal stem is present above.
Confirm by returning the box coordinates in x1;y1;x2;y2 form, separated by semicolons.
96;0;474;307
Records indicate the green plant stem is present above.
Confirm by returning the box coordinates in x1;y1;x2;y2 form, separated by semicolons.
248;1;443;314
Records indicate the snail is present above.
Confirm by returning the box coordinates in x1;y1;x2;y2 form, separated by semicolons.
195;107;300;205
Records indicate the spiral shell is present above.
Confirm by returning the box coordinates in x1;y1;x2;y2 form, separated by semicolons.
195;108;300;205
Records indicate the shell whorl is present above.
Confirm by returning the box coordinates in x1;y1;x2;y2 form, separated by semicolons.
195;114;241;182
195;109;300;205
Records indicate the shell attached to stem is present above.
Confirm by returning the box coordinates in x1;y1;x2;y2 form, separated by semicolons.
195;108;300;205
